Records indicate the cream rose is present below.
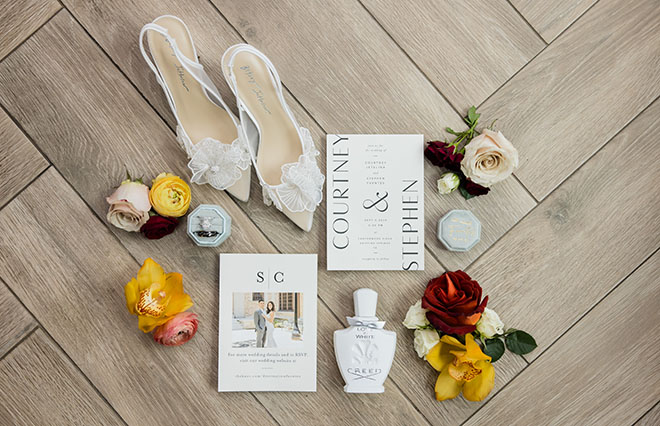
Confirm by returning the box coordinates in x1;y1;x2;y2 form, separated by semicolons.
437;172;460;195
476;308;505;338
403;300;429;329
413;328;440;358
106;179;151;232
461;129;518;187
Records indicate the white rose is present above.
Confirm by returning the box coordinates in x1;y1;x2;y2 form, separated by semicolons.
413;329;440;358
461;129;518;187
476;308;505;338
403;300;429;329
437;172;460;194
106;179;151;232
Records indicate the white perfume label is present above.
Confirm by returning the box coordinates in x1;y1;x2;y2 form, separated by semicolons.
326;134;425;271
218;254;317;392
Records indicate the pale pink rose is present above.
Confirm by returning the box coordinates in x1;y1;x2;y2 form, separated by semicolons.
106;179;151;232
153;312;199;346
461;129;518;187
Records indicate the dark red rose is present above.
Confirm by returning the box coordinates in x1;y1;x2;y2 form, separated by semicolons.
422;270;488;334
461;178;490;196
140;215;178;240
425;141;463;172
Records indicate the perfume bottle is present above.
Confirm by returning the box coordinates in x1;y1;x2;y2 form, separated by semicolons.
334;288;397;393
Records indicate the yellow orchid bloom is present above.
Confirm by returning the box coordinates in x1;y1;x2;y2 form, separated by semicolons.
124;258;193;333
426;334;495;401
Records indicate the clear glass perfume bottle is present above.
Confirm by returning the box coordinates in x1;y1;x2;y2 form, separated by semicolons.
333;288;397;393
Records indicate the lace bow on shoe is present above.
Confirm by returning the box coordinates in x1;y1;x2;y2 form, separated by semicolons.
262;128;325;212
176;126;251;190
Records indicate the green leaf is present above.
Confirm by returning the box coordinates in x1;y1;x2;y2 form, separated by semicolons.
482;338;505;362
467;106;480;124
505;330;537;355
459;186;474;200
445;127;461;136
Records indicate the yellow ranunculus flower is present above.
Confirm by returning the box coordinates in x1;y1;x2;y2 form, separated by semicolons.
426;334;495;401
149;173;191;217
124;258;193;333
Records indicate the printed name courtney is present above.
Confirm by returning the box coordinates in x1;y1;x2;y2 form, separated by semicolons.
327;134;424;271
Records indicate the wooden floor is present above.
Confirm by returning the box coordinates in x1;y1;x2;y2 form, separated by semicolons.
0;0;658;425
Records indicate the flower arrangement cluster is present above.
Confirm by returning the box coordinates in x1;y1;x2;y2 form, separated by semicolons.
125;258;198;346
404;271;536;402
426;106;518;199
106;172;191;239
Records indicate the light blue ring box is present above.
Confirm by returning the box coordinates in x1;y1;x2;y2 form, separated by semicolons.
187;204;231;247
438;210;481;252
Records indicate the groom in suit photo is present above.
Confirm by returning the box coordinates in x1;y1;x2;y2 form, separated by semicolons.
254;300;267;348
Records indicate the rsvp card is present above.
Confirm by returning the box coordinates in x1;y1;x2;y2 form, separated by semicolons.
326;134;424;271
218;254;317;392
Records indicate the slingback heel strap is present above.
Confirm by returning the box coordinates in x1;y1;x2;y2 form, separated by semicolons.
139;18;238;129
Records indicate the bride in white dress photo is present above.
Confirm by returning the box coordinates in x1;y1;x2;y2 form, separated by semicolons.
263;301;278;348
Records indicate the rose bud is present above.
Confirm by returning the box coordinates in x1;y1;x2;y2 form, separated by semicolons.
106;179;151;232
425;141;463;172
422;271;488;335
461;129;518;187
153;312;198;346
140;215;178;240
437;172;460;195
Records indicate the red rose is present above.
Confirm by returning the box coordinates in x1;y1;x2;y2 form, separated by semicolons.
461;178;490;196
425;141;463;172
140;215;178;240
422;271;488;334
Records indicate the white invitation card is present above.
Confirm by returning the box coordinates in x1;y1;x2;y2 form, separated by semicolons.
326;134;425;271
218;254;317;392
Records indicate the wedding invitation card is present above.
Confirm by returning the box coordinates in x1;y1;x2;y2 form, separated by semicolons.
326;134;425;271
218;254;317;392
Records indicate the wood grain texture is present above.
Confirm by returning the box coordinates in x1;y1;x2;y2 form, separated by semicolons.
467;98;660;358
361;0;544;110
0;108;48;207
0;0;60;60
0;329;123;426
466;251;660;426
511;0;597;42
0;12;429;425
480;0;660;200
0;168;273;426
0;280;36;358
636;402;660;426
213;0;462;136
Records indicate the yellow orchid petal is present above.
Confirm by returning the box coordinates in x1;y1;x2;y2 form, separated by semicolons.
426;342;450;371
440;334;466;349
163;272;183;293
465;334;492;362
136;258;165;291
164;292;193;316
137;314;169;333
434;365;463;401
462;360;495;402
124;278;139;314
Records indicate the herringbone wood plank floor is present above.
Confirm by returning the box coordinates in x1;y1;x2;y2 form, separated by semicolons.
0;0;658;425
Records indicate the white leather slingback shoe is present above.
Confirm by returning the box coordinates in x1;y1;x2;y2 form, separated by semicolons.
221;44;324;232
140;16;251;202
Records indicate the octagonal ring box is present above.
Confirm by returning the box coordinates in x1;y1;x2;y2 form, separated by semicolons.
438;210;481;252
187;204;231;247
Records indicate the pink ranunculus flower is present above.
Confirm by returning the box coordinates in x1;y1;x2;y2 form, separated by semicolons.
153;312;199;346
106;179;151;232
